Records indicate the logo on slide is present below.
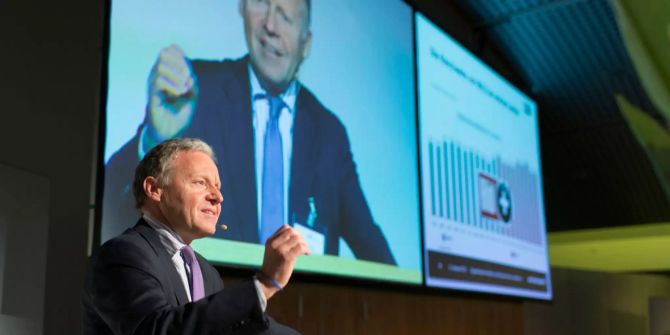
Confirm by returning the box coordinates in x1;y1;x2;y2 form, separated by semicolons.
478;173;512;224
497;182;512;223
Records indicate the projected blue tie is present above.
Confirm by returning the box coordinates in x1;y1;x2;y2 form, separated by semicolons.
260;96;285;244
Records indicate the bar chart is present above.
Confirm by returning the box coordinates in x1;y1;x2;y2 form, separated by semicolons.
426;138;542;245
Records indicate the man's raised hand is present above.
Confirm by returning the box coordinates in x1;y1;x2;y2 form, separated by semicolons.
259;225;310;300
146;44;198;143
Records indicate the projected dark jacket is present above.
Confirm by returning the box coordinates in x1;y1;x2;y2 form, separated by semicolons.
102;57;396;265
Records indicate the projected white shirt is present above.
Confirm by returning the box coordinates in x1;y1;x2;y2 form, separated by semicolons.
249;66;298;228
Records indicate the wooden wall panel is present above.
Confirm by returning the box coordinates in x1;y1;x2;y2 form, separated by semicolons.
262;281;523;335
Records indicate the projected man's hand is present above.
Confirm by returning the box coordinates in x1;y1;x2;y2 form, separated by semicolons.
146;44;198;142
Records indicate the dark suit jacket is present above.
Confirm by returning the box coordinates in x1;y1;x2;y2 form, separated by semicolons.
83;219;276;334
103;57;395;264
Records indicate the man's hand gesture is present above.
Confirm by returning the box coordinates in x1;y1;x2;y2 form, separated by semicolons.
145;44;198;146
259;225;310;300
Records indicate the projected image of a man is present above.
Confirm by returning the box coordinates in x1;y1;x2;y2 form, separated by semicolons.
103;0;396;265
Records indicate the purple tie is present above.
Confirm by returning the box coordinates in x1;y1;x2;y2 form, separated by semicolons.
260;96;285;244
180;245;204;301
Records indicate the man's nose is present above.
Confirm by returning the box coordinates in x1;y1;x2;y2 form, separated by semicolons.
262;6;278;35
207;188;223;205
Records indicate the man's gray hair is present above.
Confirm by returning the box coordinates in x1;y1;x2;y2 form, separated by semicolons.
304;0;311;25
132;138;216;209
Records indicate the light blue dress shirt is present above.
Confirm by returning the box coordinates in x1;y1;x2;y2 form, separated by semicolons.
249;66;298;230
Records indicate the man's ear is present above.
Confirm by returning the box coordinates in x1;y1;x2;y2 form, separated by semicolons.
301;31;313;60
143;176;163;202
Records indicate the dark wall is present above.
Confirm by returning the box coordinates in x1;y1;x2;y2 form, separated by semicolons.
0;0;104;333
0;0;526;333
409;0;529;94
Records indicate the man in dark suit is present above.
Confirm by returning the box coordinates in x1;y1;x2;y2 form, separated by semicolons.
84;138;308;334
103;0;395;264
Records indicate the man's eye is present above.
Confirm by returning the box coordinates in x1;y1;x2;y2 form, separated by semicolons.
280;12;292;24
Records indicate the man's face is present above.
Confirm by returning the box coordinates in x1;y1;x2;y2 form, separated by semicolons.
157;151;223;243
241;0;312;94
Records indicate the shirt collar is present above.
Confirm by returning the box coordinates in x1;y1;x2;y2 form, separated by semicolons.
248;64;298;113
142;212;187;257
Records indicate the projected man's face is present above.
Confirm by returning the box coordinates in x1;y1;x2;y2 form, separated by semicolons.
241;0;312;95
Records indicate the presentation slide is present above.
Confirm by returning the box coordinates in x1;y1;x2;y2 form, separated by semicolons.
100;0;421;284
416;13;552;299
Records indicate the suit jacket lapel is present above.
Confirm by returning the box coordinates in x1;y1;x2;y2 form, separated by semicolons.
195;253;224;295
289;90;319;224
134;220;189;306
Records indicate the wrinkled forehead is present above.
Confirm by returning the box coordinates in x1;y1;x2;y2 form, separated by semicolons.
243;0;311;25
165;150;217;175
